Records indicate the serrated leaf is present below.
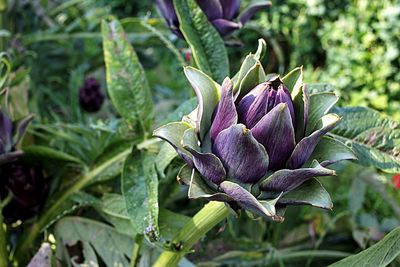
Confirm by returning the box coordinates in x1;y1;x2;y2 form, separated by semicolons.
122;149;159;241
174;0;229;82
55;217;134;267
331;107;400;173
329;227;400;267
102;17;153;133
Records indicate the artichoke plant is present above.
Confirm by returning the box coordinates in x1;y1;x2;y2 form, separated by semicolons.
156;0;271;37
79;77;105;113
154;40;355;221
0;108;33;165
0;161;48;222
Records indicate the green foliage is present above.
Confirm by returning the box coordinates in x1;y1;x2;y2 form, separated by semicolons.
55;216;134;267
332;107;400;173
102;17;154;134
173;0;229;82
329;227;400;267
122;149;159;241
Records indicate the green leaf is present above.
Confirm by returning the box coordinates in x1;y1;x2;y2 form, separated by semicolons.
184;67;220;139
237;61;265;98
102;17;153;133
22;145;84;164
329;227;400;267
307;136;356;166
283;66;303;97
159;97;197;125
331;107;400;173
174;0;229;82
307;92;338;135
231;39;267;94
122;149;159;241
153;121;193;162
100;194;190;240
55;217;134;267
280;178;333;210
177;165;230;201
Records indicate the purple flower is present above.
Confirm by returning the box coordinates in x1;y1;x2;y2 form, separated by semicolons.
79;77;105;113
154;40;355;220
156;0;271;37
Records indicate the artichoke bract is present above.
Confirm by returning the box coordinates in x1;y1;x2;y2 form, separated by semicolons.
0;108;33;165
154;40;355;221
156;0;271;37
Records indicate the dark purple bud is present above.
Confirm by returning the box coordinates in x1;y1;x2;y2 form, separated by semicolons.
197;0;223;20
274;84;295;125
157;0;266;38
251;103;296;170
220;0;241;20
237;82;270;129
0;161;48;223
211;19;241;37
237;79;295;129
155;0;182;37
210;78;237;143
79;77;105;113
239;1;271;25
213;124;269;183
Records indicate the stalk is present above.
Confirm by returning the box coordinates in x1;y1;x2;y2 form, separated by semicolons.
0;213;8;267
13;148;131;263
153;201;229;267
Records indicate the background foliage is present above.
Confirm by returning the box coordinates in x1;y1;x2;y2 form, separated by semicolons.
0;0;399;266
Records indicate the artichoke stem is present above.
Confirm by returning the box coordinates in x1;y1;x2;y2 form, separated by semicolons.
153;201;229;267
0;214;8;267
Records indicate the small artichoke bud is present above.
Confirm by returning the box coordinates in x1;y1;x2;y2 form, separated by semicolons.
0;161;48;223
79;77;105;113
154;41;355;221
156;0;270;38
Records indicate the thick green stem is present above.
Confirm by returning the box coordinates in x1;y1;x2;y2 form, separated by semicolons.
13;148;131;263
153;201;229;267
0;215;8;267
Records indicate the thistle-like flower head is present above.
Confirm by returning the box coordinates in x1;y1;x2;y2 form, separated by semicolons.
154;40;355;221
79;77;105;113
156;0;270;37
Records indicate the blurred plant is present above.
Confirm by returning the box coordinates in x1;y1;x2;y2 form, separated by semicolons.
79;77;105;113
0;160;48;223
392;174;400;190
156;0;271;38
0;108;33;163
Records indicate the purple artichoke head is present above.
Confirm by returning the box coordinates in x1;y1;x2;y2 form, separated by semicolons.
0;161;48;223
156;0;271;37
0;108;33;165
154;39;356;221
79;77;105;113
